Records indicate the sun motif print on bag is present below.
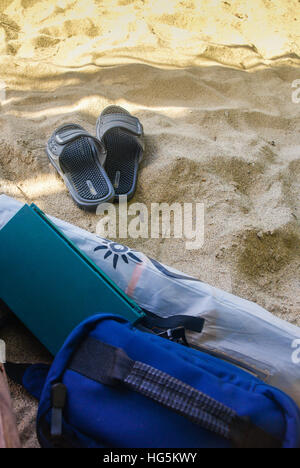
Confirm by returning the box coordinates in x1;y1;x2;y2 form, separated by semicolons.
94;240;142;269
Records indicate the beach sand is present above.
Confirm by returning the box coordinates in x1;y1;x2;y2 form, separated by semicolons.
0;0;299;447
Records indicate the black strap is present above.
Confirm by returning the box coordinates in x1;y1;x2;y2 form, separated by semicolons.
0;299;15;329
141;312;205;334
0;313;11;329
69;337;281;449
38;413;80;448
4;362;32;385
51;383;67;437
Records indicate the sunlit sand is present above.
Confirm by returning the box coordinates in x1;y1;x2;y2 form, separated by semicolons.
0;0;299;447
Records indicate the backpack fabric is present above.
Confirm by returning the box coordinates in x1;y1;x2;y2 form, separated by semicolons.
18;314;300;448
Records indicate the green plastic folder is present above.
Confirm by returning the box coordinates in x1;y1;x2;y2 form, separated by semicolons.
0;204;144;354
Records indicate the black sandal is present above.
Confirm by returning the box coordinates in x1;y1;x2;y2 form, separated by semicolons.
96;106;144;201
46;124;114;210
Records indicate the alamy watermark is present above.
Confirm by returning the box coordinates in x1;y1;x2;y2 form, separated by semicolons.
96;196;204;250
291;339;300;364
292;80;300;104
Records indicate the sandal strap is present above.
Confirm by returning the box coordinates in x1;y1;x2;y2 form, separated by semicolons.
54;125;97;146
98;113;145;153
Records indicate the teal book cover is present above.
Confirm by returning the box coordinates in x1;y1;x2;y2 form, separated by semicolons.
0;204;143;355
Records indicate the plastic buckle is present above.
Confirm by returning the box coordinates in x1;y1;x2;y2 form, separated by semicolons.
51;383;67;437
158;327;188;346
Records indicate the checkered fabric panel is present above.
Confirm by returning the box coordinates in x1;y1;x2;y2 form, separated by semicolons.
124;361;237;440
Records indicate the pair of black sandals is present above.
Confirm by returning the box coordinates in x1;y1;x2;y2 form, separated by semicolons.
46;106;145;210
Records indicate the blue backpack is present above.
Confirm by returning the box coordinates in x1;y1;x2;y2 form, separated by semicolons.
7;314;300;448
